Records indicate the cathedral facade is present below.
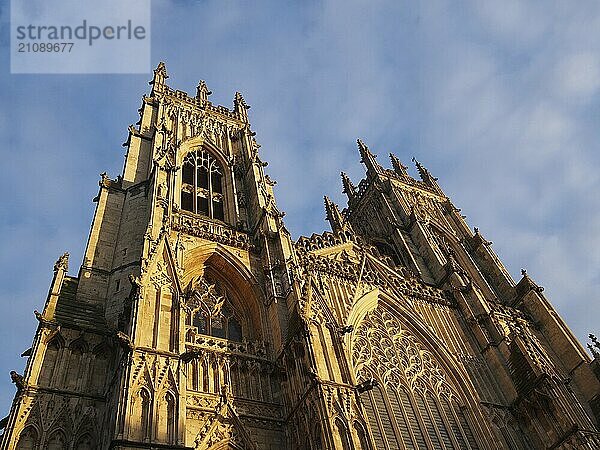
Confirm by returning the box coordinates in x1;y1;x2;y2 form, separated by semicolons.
2;63;600;450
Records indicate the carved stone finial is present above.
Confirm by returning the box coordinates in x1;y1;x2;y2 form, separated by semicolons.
53;252;69;273
341;172;357;199
590;334;600;351
324;196;347;233
264;175;277;186
234;92;250;121
99;172;112;188
588;335;600;358
154;61;167;77
149;62;168;94
412;157;439;188
357;139;380;176
390;153;408;177
515;268;544;300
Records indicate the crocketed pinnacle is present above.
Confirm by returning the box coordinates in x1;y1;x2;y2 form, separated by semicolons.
390;153;408;177
357;139;381;176
324;195;345;232
341;171;357;199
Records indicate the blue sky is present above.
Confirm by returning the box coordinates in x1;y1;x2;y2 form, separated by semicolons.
1;0;599;414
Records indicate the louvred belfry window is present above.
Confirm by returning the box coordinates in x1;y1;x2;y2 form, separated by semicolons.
181;148;225;221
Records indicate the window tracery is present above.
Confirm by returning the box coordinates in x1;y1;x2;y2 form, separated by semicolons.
185;277;243;342
16;426;38;449
180;148;225;221
353;307;480;449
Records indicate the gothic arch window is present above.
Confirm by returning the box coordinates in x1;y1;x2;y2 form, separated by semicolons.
66;345;84;390
39;338;61;386
334;418;353;450
165;392;176;444
140;388;152;440
353;422;369;450
45;430;67;450
89;343;110;393
353;307;481;450
74;433;93;450
17;426;38;450
181;148;225;221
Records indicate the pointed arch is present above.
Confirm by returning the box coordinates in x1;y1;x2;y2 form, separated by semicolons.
183;243;266;340
39;335;64;386
165;391;177;444
178;135;230;171
353;422;369;450
178;139;229;222
334;418;353;450
65;337;87;391
157;365;179;397
69;335;89;353
348;290;493;448
45;429;67;450
74;432;94;450
348;289;471;399
89;341;112;393
140;387;152;439
16;425;39;450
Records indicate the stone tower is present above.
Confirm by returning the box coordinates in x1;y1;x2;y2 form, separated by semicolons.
1;63;599;450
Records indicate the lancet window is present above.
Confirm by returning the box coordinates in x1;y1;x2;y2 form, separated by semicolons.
180;148;225;221
16;427;38;449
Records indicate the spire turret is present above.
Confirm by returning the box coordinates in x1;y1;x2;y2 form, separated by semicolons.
341;172;357;200
234;92;250;122
324;196;346;233
196;80;212;103
357;139;381;176
390;153;409;177
150;61;168;95
412;157;442;193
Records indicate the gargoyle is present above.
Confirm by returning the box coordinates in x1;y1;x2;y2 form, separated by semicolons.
10;371;25;391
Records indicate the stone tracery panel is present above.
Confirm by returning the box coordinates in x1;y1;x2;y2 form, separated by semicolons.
352;308;454;397
352;306;480;449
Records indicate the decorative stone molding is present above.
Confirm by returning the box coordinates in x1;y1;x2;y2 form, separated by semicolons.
172;212;251;251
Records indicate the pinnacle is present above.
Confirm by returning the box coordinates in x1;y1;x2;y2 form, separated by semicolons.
154;61;168;77
341;172;356;197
